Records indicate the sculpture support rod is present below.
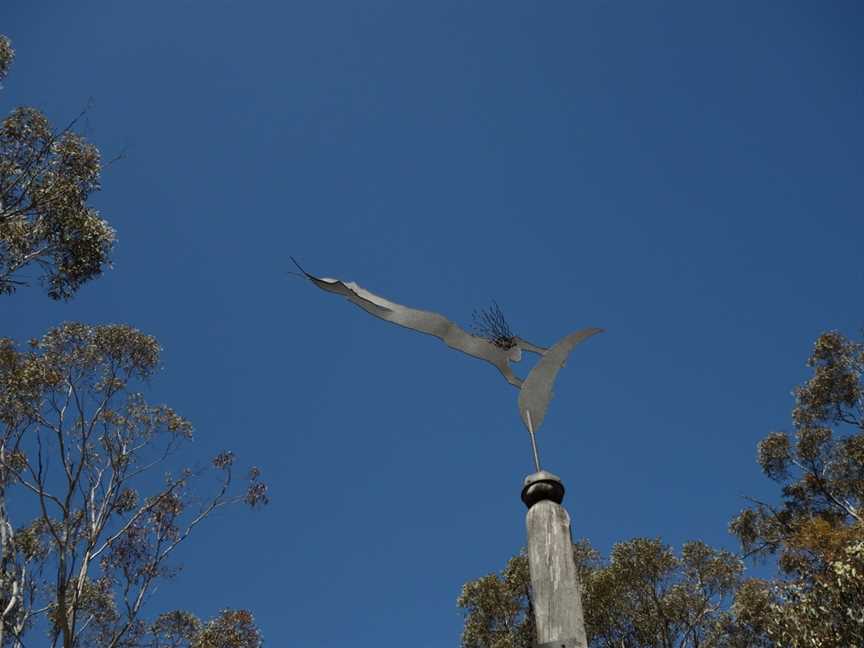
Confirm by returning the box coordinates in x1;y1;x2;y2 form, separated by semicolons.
521;472;587;648
526;410;541;472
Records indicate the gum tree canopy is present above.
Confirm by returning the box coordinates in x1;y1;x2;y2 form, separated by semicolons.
0;34;268;648
0;34;114;300
730;330;864;647
0;323;267;648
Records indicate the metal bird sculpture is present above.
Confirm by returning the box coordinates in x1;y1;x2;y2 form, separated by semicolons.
293;258;602;469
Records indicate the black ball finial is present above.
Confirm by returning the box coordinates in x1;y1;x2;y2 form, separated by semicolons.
521;470;565;508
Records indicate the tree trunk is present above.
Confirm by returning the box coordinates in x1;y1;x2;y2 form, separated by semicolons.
0;448;19;647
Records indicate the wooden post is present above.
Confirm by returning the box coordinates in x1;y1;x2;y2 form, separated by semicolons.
521;471;588;648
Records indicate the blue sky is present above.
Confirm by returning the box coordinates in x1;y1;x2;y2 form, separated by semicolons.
2;1;863;645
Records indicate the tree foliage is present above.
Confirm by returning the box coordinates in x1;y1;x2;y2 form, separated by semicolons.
0;322;267;648
0;36;13;84
0;34;115;299
457;548;535;648
148;609;263;648
0;32;268;648
728;330;864;646
587;539;741;648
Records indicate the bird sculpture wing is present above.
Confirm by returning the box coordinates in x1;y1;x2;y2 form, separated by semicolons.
293;259;527;387
518;328;603;433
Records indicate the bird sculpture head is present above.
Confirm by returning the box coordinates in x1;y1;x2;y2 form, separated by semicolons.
508;345;523;363
472;302;538;363
472;302;518;348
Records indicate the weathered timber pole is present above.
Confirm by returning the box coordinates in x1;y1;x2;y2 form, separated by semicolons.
521;470;588;648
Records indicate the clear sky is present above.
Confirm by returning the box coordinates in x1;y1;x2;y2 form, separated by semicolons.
2;1;862;646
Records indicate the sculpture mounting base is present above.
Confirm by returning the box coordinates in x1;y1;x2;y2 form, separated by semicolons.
524;473;588;648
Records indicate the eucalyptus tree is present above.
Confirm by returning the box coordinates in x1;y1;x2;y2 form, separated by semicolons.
729;330;864;646
0;34;115;300
0;323;267;648
0;33;267;647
